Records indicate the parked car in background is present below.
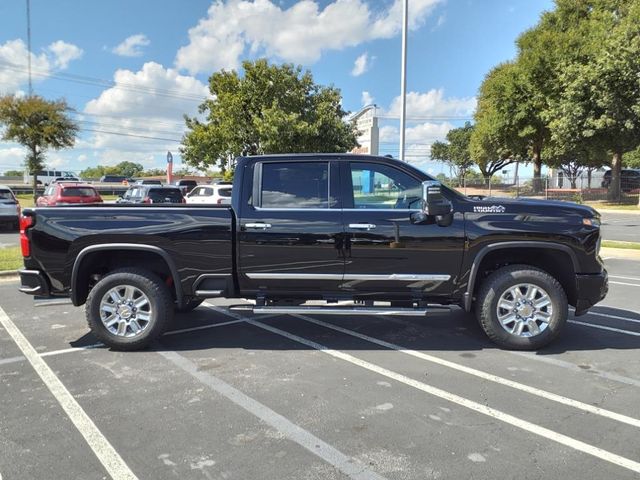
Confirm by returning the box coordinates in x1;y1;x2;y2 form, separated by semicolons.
100;175;128;183
174;179;198;195
117;185;185;204
601;169;640;192
0;185;20;229
186;183;232;204
36;183;103;207
134;179;163;186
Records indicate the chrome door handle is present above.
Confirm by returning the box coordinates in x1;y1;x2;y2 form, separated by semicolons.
348;223;376;230
244;223;272;230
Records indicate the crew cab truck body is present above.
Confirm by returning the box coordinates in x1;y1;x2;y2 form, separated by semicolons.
18;154;608;350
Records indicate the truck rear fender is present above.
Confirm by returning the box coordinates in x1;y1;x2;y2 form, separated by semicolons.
70;244;183;307
463;242;579;311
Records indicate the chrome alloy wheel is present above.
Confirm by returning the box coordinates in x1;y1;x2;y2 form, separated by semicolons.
99;285;152;337
496;283;552;338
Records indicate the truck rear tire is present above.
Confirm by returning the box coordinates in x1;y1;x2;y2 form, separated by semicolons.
86;268;174;351
475;265;568;350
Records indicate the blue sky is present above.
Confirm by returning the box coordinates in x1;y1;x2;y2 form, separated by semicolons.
0;0;553;176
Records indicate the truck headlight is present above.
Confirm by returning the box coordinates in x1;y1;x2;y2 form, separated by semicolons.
583;217;601;227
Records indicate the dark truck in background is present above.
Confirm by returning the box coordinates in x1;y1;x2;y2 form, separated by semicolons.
18;154;608;351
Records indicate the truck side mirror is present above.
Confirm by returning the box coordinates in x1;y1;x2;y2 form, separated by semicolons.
421;181;453;216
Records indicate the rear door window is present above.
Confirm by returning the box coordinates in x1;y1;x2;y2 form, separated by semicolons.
149;188;182;202
260;162;329;208
217;187;232;197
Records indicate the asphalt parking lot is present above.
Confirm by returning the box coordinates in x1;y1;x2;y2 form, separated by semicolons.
1;255;639;480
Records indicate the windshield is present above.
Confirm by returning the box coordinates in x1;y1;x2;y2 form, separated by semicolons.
0;190;15;201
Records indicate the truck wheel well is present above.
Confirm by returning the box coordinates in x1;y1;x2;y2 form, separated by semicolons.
74;250;177;306
473;248;577;306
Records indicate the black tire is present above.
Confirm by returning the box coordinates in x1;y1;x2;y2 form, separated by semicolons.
86;268;174;351
175;297;204;313
475;265;568;350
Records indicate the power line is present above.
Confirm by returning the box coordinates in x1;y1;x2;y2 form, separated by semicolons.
79;128;181;143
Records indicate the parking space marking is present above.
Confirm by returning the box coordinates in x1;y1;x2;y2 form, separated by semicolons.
609;275;640;282
510;351;640;388
39;343;104;357
291;314;640;429
0;354;24;366
0;306;138;480
569;320;640;337
585;311;640;325
159;350;388;480
163;318;245;336
237;316;640;475
203;304;640;474
609;281;640;287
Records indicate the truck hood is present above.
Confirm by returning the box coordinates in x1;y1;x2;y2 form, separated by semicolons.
467;196;599;218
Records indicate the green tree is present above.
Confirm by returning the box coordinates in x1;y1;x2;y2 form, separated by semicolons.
114;161;144;178
430;122;475;185
624;146;640;169
2;169;23;176
0;95;78;202
141;168;166;177
181;59;358;172
547;1;640;200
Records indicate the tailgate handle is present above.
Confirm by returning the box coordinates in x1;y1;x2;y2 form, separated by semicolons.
348;223;376;230
245;222;272;230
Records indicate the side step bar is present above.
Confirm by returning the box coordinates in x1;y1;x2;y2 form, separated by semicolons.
252;306;428;316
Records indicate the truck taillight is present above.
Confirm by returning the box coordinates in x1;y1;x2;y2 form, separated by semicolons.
20;215;34;257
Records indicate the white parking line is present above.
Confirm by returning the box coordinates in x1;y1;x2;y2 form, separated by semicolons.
585;311;640;325
240;316;640;474
0;305;138;480
204;304;640;474
159;350;388;480
39;343;104;357
569;320;640;337
609;275;640;281
609;281;640;287
163;319;245;336
290;314;640;429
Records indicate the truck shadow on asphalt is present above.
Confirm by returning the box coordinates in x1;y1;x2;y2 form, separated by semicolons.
67;305;640;354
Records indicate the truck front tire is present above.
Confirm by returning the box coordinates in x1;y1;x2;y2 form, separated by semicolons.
475;265;568;350
86;268;174;351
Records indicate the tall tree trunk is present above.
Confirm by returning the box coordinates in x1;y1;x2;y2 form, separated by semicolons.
608;150;623;202
587;170;592;189
532;147;542;193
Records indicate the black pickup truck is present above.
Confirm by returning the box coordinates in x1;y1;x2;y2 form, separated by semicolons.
18;154;607;351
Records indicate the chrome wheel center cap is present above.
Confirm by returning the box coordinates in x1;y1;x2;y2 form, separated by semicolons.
117;306;132;319
519;305;534;317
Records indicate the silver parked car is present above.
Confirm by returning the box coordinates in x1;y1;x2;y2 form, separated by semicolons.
0;185;20;229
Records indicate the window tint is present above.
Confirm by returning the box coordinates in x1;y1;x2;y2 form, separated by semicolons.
149;188;183;201
61;187;97;197
217;187;232;197
195;187;213;196
0;190;14;200
350;162;422;209
261;162;329;208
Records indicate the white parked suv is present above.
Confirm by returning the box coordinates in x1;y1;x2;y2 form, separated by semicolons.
186;183;232;205
0;185;20;229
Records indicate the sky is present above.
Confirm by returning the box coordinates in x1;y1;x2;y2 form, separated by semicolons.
0;0;554;176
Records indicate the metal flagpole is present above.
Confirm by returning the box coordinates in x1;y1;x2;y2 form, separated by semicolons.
26;0;33;96
399;0;408;161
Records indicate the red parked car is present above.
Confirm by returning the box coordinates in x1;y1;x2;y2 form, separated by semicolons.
36;183;103;206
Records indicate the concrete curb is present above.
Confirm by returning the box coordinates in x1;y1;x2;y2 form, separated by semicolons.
0;270;18;279
600;247;640;260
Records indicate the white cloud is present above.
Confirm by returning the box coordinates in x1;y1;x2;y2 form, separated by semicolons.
0;38;83;93
379;122;453;144
361;91;374;106
0;147;26;171
351;52;373;76
175;0;442;74
83;62;209;154
388;89;476;118
112;34;151;57
47;41;83;68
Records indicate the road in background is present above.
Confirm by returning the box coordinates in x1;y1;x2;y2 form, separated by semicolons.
0;228;18;248
600;211;640;242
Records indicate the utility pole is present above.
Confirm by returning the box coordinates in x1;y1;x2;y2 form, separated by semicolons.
399;0;408;161
26;0;33;96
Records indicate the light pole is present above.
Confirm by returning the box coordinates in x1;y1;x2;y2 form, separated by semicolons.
399;0;408;161
26;0;33;96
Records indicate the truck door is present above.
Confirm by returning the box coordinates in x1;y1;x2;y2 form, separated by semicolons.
238;159;344;296
340;160;465;300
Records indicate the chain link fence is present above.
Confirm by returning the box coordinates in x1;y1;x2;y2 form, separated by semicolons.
447;171;640;206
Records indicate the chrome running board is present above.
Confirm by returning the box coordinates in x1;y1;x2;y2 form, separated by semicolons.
252;306;428;316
